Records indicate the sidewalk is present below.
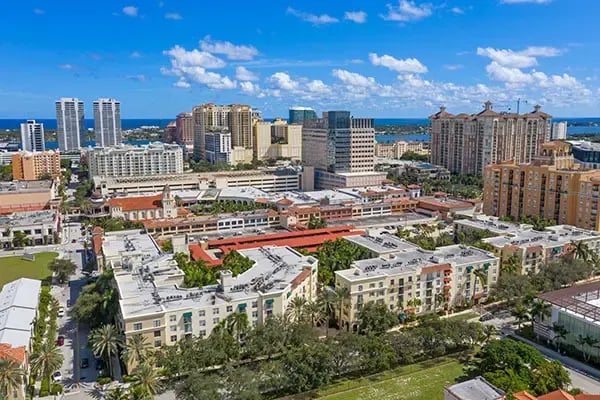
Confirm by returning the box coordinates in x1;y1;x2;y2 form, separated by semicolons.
510;332;600;380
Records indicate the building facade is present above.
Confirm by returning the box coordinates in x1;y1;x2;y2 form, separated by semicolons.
289;107;317;125
56;98;86;152
430;102;551;176
108;186;177;221
19;120;45;152
571;141;600;169
205;131;232;165
176;112;194;146
483;141;600;231
253;119;302;161
88;143;184;178
0;180;58;215
93;98;122;147
0;210;60;247
375;140;426;159
551;121;567;140
11;150;61;181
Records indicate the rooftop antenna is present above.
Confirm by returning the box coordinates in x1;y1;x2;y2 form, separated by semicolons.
516;98;528;114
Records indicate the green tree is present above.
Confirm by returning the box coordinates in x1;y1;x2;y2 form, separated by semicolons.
501;255;521;275
0;358;24;399
511;303;530;330
285;296;307;323
481;325;497;344
307;215;327;229
48;258;77;284
529;300;551;326
30;341;63;393
221;250;255;276
131;362;162;398
122;334;152;374
357;302;398;335
89;324;123;379
304;299;327;328
333;286;350;330
160;240;173;253
552;323;569;353
106;386;130;400
11;231;28;248
317;239;369;286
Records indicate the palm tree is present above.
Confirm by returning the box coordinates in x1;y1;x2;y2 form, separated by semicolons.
333;287;350;330
482;325;497;344
0;358;24;399
406;297;422;309
552;323;568;353
511;303;530;330
501;255;521;275
122;334;152;375
285;297;307;323
30;341;63;393
576;334;593;361
90;324;123;379
473;269;488;295
106;386;130;400
571;240;590;261
131;362;162;398
304;300;327;328
584;336;599;362
225;312;249;340
529;300;551;326
434;293;446;310
318;290;336;336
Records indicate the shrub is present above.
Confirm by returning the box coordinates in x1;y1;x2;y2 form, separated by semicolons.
50;383;63;395
96;376;112;385
122;374;135;383
39;377;50;397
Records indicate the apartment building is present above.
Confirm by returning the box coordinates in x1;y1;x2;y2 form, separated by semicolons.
205;131;232;164
19;120;45;152
335;235;499;331
454;215;600;275
93;98;122;147
11;150;61;180
375;140;426;159
103;231;318;345
0;210;60;247
289;106;317;124
88;143;184;178
551;121;567;140
430;102;551;176
56;98;86;152
483;141;600;231
570;141;600;169
175;112;194;146
253;119;302;161
163;122;177;143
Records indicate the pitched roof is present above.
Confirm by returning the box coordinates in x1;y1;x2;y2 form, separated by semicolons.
0;343;26;364
513;392;538;400
108;194;163;211
575;395;600;400
538;390;576;400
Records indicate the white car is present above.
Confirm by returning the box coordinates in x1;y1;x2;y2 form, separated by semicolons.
52;371;62;382
57;307;65;318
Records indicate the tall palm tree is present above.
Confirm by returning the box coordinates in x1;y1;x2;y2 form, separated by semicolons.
434;293;446;310
90;324;123;379
333;287;350;330
30;341;63;393
121;334;152;375
318;290;336;336
225;312;249;341
0;358;24;399
472;269;488;295
552;323;568;353
511;303;530;330
529;300;551;326
481;325;497;344
304;300;327;328
132;362;162;398
285;297;307;323
571;240;590;261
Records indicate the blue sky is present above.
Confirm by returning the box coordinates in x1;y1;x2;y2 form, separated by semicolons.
0;0;598;118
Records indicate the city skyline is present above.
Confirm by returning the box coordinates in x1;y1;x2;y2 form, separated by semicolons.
1;1;597;119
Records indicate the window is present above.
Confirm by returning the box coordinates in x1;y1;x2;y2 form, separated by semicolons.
198;310;205;317
170;325;177;332
199;320;206;326
213;317;220;324
390;279;395;286
199;330;206;337
153;330;161;337
252;301;258;308
170;335;177;342
133;323;142;331
154;340;161;347
252;311;258;318
369;283;376;288
358;285;363;291
266;310;273;317
226;305;233;312
153;319;161;328
213;308;220;315
169;315;177;322
379;282;384;288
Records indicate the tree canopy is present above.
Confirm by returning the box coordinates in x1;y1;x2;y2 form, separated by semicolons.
316;239;370;286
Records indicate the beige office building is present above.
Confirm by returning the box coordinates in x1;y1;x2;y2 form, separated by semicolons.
253;119;302;161
375;141;426;159
430;101;551;176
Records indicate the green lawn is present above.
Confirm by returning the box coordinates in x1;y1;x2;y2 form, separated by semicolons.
0;252;57;288
445;312;480;323
313;359;464;400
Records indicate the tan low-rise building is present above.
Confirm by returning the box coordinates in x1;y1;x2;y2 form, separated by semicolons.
375;140;427;159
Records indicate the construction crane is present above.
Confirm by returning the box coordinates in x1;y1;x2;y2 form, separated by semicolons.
483;98;529;114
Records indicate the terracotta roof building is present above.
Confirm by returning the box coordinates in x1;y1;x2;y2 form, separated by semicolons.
108;185;177;221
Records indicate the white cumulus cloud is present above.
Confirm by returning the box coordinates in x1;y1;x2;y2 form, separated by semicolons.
200;36;258;60
269;72;300;91
286;7;339;25
163;45;226;69
381;0;433;22
477;46;561;68
332;69;377;87
344;11;367;23
369;53;428;74
122;6;138;17
235;66;258;81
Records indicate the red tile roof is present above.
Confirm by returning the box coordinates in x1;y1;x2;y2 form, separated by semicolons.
422;263;451;274
0;343;26;364
538;390;576;400
291;268;311;289
108;194;162;212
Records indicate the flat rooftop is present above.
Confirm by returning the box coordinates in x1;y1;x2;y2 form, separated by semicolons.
0;278;41;348
328;212;436;229
483;224;599;249
301;190;359;204
455;216;525;235
218;186;269;200
345;234;418;255
0;210;56;227
445;377;504;400
102;229;161;261
336;245;496;281
0;180;53;193
115;244;318;319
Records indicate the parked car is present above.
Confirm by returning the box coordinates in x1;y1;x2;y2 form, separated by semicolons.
57;307;65;318
56;336;65;346
479;312;494;322
72;239;77;243
81;358;89;369
52;371;62;382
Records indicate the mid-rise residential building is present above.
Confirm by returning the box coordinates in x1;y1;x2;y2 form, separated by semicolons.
570;141;600;169
56;97;86;152
163;122;177;143
430;102;551;176
302;111;384;189
205;130;232;165
0;210;60;247
101;230;318;345
375;140;426;159
88;143;184;178
483;141;600;231
93;98;122;147
176;112;194;146
551;121;568;140
0;180;58;214
11;150;61;181
229;104;253;149
20;120;45;152
289;106;317;125
335;235;499;331
455;215;600;274
253;119;302;161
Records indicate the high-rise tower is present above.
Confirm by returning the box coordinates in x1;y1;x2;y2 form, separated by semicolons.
93;98;122;147
56;98;86;152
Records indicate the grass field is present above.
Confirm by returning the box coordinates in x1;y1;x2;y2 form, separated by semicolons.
312;359;464;400
0;252;57;288
445;312;480;322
